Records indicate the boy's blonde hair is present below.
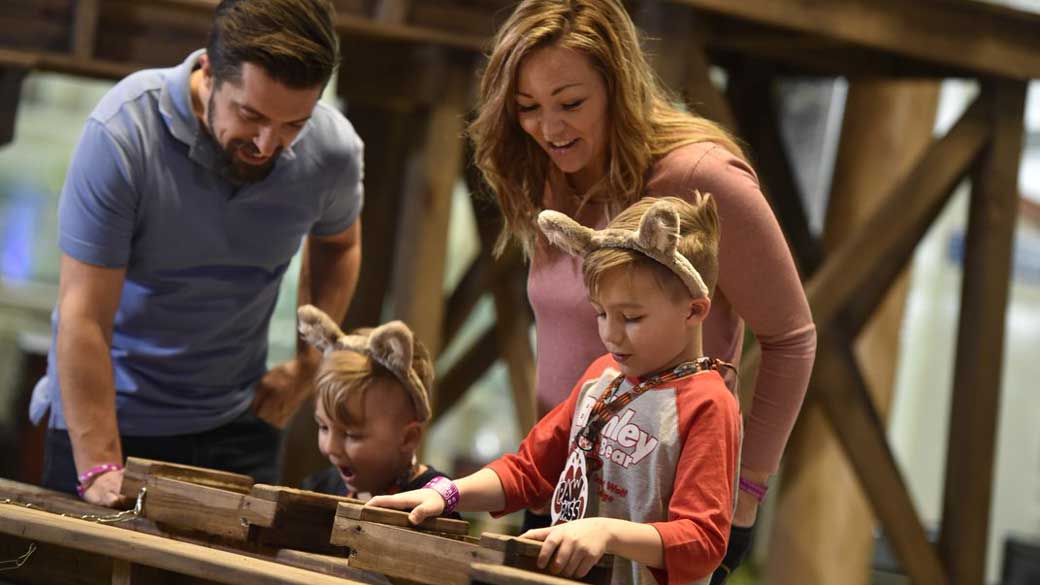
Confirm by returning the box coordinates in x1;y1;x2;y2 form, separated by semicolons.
583;195;720;301
468;0;744;257
315;330;435;429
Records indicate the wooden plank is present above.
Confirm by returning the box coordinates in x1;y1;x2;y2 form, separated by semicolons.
479;534;612;584
247;484;358;554
811;331;947;585
71;0;99;58
121;457;254;499
469;563;585;585
0;503;370;585
672;0;1040;80
138;476;273;541
806;96;991;337
331;518;490;585
335;501;470;536
0;478;387;585
939;79;1027;585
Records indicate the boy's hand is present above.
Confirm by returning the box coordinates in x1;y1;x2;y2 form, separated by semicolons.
366;489;444;525
521;518;614;579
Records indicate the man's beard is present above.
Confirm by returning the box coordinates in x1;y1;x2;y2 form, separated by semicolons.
206;94;281;185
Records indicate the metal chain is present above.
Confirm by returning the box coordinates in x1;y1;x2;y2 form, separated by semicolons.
0;486;147;525
0;543;36;572
0;487;148;571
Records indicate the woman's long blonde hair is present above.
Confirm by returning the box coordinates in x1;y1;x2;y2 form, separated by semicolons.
468;0;744;257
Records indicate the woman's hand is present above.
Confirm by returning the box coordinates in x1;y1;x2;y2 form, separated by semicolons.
521;518;614;579
82;468;127;508
367;489;444;525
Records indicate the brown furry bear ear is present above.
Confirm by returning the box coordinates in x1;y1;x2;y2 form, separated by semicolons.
367;321;414;375
636;200;681;256
297;304;346;356
537;210;595;256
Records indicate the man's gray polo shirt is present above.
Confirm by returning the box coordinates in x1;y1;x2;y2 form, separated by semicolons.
30;49;364;435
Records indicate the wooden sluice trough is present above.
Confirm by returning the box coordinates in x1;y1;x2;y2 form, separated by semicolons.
0;458;611;585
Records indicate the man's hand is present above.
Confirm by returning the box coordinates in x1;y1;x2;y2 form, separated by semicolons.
82;468;127;508
251;358;317;428
521;518;614;579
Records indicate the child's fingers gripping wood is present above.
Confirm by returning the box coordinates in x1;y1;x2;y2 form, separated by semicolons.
366;488;444;525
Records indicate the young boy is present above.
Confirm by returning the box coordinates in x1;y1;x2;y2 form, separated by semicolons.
296;306;453;500
370;195;742;585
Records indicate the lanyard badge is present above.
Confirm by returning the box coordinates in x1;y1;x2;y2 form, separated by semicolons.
551;357;736;526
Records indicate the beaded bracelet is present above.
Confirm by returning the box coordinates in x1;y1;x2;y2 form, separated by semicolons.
76;463;124;498
738;477;768;503
423;476;460;515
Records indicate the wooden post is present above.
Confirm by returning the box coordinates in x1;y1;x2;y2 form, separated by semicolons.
0;66;27;147
939;78;1027;585
765;79;939;585
71;0;100;59
389;56;471;357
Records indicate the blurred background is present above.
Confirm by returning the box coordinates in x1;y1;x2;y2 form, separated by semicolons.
1;1;1038;584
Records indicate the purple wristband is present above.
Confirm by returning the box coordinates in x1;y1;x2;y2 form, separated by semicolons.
423;476;460;515
738;477;768;502
76;463;124;498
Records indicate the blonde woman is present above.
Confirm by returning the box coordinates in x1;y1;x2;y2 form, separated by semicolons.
468;1;816;579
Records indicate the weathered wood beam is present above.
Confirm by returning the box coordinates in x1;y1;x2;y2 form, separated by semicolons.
726;61;822;274
121;457;254;497
0;47;136;80
331;518;487;585
434;327;499;420
807;95;991;336
479;534;612;584
442;255;490;344
671;0;1040;80
337;501;471;537
0;503;370;585
811;330;948;585
0;65;27;147
940;78;1027;585
388;59;470;356
469;563;586;585
0;478;386;584
71;0;99;59
247;484;359;554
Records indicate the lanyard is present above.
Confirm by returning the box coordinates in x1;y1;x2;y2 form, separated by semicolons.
574;356;736;453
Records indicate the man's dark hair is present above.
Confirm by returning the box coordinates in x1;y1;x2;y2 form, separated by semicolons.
207;0;340;89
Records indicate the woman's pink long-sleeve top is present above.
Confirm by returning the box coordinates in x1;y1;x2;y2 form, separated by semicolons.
527;142;817;474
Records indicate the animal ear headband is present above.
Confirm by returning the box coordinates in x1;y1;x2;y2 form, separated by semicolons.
297;305;431;422
536;197;710;299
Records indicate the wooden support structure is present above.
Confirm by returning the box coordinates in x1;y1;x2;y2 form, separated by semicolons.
0;503;368;585
2;3;1039;583
940;78;1027;585
766;79;939;585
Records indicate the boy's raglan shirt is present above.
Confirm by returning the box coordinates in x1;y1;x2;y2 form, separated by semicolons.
487;354;741;585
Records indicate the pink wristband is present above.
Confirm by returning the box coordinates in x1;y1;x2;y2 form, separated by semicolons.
738;477;768;502
423;476;460;515
76;463;124;498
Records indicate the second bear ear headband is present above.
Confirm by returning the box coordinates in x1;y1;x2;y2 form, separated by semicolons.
297;305;431;422
536;196;710;299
